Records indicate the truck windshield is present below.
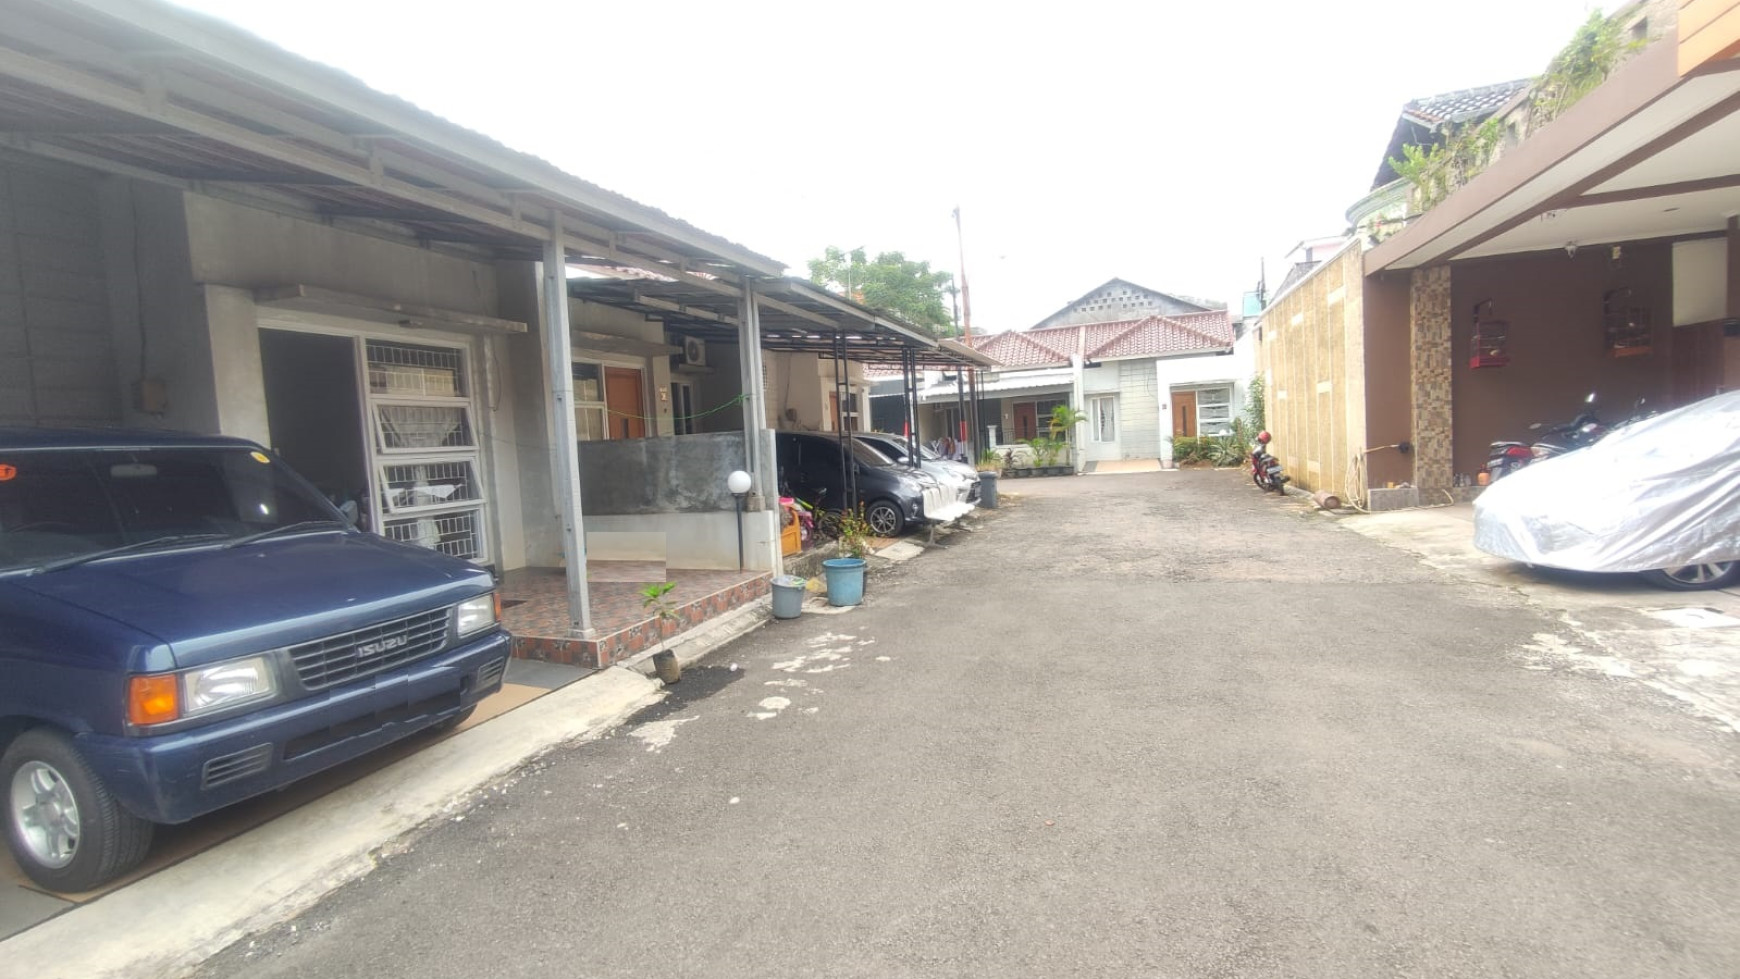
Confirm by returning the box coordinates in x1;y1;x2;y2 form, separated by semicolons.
0;447;342;573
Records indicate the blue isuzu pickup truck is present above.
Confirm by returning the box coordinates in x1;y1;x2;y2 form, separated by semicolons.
0;428;509;891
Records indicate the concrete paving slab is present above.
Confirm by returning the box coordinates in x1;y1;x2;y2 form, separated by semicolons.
0;883;69;942
1341;502;1740;732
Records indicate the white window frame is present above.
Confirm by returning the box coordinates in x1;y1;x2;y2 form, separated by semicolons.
571;359;609;442
364;338;490;563
1194;385;1234;436
1091;395;1117;443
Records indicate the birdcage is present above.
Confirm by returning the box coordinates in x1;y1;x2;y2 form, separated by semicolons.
1469;299;1510;369
1603;288;1652;358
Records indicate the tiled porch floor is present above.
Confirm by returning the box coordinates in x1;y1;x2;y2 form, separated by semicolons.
501;563;770;668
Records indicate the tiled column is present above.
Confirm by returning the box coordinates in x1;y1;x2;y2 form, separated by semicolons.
1409;265;1453;493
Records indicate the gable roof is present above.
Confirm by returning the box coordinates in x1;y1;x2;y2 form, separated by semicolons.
1372;79;1531;189
1031;277;1218;329
971;310;1233;368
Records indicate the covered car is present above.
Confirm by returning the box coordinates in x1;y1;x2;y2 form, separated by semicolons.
1473;390;1740;590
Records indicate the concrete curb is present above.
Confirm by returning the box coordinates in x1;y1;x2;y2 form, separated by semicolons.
0;666;665;979
621;596;772;674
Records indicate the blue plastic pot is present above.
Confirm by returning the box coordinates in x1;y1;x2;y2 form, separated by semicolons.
821;557;866;607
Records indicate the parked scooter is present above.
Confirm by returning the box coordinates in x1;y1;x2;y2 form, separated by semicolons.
1486;393;1604;481
1250;430;1288;493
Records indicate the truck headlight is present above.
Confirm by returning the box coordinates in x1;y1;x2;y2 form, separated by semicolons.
182;656;275;717
128;655;277;727
455;593;499;638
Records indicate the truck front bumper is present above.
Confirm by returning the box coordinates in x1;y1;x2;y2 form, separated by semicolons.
77;629;512;824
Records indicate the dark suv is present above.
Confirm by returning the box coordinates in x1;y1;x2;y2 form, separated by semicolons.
0;429;509;891
774;431;938;537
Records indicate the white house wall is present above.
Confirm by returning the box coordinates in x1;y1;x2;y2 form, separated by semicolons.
178;188;531;572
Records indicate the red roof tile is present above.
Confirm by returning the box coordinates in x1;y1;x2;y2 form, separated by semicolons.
970;311;1231;368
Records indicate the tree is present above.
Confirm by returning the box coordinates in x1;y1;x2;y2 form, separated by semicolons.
807;246;956;338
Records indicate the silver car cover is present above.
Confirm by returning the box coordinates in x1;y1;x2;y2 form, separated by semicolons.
1473;390;1740;573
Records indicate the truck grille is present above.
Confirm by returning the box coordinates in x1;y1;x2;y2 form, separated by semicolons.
289;608;450;690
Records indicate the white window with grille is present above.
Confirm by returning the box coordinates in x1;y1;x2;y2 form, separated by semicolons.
571;361;608;441
366;340;489;562
1196;386;1233;436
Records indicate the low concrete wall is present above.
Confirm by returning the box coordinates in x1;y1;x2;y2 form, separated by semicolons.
583;511;778;572
578;431;749;514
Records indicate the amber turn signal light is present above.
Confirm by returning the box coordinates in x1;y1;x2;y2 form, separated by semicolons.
127;674;181;726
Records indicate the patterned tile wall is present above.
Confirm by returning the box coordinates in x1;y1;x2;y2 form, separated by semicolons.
1409;266;1453;492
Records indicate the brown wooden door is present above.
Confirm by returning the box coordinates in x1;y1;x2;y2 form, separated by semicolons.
1672;322;1723;407
605;367;646;439
1172;391;1197;438
1013;402;1038;441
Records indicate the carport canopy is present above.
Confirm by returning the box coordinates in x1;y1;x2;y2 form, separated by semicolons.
569;275;995;370
0;0;786;288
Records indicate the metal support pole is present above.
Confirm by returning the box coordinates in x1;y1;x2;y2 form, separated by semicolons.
954;369;967;462
834;333;855;509
734;493;745;571
542;230;593;638
738;280;770;505
967;368;982;461
903;347;919;464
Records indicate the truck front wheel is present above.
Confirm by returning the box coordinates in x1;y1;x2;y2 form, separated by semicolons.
3;728;154;892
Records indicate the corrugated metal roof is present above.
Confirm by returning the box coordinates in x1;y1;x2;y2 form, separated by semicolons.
0;0;786;281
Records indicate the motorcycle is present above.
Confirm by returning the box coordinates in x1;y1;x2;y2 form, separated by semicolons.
1486;392;1604;481
1250;430;1288;493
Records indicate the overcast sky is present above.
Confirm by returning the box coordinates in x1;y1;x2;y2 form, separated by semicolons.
174;0;1611;330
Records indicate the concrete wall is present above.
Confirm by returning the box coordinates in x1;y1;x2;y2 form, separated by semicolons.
184;194;498;315
1361;272;1415;489
576;431;749;514
583;510;779;572
1258;241;1367;500
1;154;121;426
1448;244;1676;479
689;340;746;435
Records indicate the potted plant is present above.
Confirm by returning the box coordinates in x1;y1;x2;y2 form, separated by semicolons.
1048;404;1086;474
822;505;872;606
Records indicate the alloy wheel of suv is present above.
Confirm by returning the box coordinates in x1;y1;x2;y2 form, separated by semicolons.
3;729;153;892
864;499;904;538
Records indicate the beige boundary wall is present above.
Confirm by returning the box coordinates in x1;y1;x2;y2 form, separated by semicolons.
1258;240;1369;502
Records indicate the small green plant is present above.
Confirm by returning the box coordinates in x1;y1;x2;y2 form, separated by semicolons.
1530;10;1644;130
1206;434;1248;467
1171;435;1203;464
639;581;679;622
977;448;1005;473
1024;437;1066;468
1048;404;1087;439
1244;376;1266;432
837;505;873;558
1389;117;1504;213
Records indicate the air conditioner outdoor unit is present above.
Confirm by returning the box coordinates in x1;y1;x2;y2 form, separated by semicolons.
682;336;707;367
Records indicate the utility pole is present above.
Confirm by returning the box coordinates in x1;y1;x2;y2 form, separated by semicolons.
952;207;973;340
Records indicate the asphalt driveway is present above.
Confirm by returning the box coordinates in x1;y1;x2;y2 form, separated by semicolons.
194;469;1740;979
